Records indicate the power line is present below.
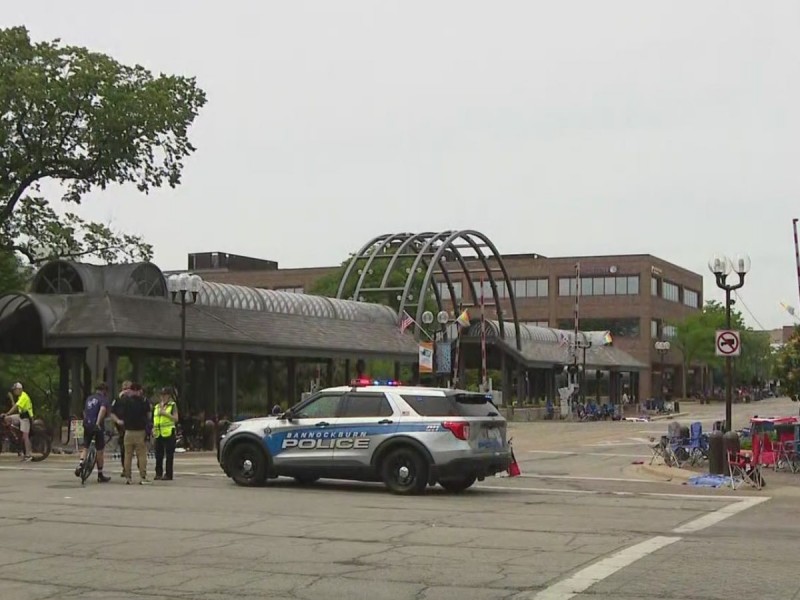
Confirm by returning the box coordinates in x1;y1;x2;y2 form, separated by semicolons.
733;289;766;330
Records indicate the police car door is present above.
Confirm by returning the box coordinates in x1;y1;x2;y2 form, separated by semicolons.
333;391;398;467
277;391;344;468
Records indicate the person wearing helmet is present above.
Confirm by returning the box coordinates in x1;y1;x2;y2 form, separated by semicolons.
1;382;34;461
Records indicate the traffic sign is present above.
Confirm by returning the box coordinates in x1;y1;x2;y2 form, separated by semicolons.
715;330;741;357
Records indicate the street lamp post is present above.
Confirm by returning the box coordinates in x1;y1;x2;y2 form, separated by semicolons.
654;340;671;405
708;254;751;432
167;273;203;408
422;310;453;387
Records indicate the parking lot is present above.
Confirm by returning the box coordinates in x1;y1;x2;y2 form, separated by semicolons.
1;398;798;600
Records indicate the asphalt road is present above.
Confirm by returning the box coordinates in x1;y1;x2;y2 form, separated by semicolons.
0;398;797;600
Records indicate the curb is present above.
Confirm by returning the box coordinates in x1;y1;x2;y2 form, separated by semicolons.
649;412;689;422
634;463;696;481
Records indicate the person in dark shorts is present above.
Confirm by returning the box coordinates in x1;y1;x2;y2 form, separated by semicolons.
74;382;111;483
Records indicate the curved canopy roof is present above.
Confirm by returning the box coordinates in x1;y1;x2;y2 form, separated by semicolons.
465;320;646;370
196;281;397;324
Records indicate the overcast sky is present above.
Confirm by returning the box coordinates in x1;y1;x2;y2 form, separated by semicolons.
5;1;800;329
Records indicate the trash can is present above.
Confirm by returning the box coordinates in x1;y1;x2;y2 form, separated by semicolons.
673;401;680;413
722;431;740;473
708;431;724;475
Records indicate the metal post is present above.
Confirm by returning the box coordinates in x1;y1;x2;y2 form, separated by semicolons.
660;351;665;402
180;291;187;411
725;287;733;432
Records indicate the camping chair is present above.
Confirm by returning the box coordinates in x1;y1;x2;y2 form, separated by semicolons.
677;421;708;466
650;435;680;467
727;450;763;490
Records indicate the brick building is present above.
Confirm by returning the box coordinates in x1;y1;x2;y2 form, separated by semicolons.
187;250;703;401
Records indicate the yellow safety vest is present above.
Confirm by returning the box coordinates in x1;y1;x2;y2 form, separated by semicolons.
153;401;176;438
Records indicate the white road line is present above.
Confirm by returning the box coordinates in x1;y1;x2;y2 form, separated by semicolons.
672;496;770;533
517;473;655;483
478;485;598;495
526;450;648;459
514;536;682;600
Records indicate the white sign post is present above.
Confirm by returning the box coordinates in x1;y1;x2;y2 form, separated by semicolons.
715;330;741;357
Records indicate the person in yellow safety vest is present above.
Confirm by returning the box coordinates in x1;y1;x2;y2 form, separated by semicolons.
153;386;179;481
2;382;34;460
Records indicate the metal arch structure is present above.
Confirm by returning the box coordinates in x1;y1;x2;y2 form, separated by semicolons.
336;230;522;350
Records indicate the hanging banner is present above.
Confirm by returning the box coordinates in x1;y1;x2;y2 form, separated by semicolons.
418;342;434;374
435;340;452;374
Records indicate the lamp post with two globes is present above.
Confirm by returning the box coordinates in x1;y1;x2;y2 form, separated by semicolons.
707;254;750;432
166;273;204;406
422;309;452;386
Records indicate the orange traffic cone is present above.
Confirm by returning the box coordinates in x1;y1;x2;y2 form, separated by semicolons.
507;439;521;477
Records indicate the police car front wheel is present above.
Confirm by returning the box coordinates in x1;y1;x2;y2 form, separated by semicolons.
380;447;429;495
227;443;267;486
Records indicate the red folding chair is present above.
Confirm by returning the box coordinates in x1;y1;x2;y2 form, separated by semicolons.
727;450;763;490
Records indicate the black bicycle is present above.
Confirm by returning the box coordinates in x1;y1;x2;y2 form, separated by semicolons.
79;439;98;485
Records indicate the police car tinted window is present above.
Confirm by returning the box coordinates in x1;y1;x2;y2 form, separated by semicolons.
400;395;459;417
400;393;499;417
342;393;393;418
452;393;500;417
294;393;343;419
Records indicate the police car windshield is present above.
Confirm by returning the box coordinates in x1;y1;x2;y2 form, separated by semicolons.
400;393;499;418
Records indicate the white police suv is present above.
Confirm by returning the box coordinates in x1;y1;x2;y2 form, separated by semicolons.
218;379;510;494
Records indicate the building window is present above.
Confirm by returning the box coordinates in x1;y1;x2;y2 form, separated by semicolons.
558;276;640;296
662;281;679;302
436;281;463;300
684;288;699;308
471;280;507;300
510;278;549;298
663;324;677;338
557;317;641;338
521;320;550;327
651;276;659;296
651;319;659;338
276;286;304;294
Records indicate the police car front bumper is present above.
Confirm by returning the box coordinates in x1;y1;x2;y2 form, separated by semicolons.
431;452;511;481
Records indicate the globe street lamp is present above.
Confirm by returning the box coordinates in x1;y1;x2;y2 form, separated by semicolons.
708;254;751;431
167;273;203;407
422;310;454;385
654;340;671;404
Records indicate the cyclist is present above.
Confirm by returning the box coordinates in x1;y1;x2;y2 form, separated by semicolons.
1;382;34;461
74;382;111;483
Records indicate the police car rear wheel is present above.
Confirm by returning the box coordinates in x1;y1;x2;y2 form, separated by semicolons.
439;475;476;493
381;447;428;495
228;443;266;486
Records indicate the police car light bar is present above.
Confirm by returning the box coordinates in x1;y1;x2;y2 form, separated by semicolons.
350;378;402;387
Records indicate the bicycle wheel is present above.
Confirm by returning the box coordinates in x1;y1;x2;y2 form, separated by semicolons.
81;443;97;484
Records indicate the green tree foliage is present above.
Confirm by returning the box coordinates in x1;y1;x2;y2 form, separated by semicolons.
671;300;774;394
0;26;206;264
0;248;28;294
775;328;800;398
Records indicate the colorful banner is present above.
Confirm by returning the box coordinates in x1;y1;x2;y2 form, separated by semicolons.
418;342;434;374
435;340;452;374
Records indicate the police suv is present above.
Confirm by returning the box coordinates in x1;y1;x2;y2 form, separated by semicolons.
218;379;510;494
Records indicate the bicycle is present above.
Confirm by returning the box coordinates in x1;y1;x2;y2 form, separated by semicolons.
0;417;52;462
79;439;98;485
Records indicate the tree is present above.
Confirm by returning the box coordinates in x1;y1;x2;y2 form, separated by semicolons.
1;26;206;264
775;328;800;399
0;248;28;294
670;301;742;395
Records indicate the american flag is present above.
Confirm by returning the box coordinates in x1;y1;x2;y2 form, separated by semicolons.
399;311;414;333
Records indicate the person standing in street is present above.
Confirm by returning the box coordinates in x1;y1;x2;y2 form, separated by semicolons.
153;387;179;481
112;382;151;485
75;382;111;483
113;380;132;477
2;382;34;461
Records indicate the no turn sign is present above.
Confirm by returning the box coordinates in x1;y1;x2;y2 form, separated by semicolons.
715;330;741;357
